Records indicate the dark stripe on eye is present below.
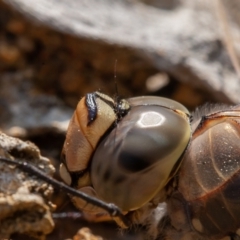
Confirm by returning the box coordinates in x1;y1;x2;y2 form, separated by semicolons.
119;151;151;172
85;93;97;125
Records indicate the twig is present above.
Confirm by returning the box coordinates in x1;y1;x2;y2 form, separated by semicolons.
0;157;131;227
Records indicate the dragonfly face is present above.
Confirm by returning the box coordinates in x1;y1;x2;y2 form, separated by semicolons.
60;92;190;217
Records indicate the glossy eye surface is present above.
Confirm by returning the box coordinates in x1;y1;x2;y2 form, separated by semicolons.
91;96;191;211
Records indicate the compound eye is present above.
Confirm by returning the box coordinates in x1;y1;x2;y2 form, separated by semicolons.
91;97;191;211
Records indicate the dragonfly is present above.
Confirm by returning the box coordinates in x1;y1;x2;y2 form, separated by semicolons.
1;1;240;240
58;90;240;240
58;3;240;237
2;90;240;240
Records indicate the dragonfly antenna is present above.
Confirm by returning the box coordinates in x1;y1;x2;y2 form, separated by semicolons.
114;59;119;102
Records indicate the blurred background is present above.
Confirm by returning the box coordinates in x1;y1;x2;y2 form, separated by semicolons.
0;0;240;239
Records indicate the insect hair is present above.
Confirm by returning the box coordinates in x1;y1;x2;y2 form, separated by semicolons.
191;103;233;124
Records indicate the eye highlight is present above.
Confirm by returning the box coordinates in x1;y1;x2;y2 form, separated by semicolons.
137;111;165;128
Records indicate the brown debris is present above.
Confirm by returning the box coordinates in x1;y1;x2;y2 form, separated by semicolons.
72;228;103;240
0;132;55;239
